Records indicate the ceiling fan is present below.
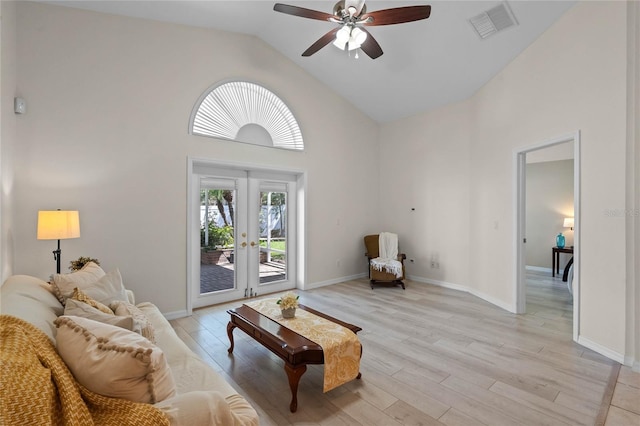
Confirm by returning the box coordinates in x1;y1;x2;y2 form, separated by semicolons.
273;0;431;59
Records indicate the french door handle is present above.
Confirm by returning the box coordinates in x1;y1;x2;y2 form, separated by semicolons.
250;241;257;248
241;242;247;248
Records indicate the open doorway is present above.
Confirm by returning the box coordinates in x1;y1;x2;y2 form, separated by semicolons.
515;131;581;341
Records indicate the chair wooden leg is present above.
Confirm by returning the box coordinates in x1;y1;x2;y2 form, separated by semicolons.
370;278;405;290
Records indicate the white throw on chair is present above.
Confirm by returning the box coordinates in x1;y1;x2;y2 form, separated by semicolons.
364;233;406;289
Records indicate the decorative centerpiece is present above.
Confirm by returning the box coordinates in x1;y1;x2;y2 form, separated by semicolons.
69;257;101;271
277;292;299;318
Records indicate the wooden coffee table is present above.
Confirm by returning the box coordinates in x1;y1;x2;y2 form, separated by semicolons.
227;303;362;413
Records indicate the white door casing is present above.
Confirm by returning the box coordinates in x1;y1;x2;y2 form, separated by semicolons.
187;158;303;312
513;131;581;341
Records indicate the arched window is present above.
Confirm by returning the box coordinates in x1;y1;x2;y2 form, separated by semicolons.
190;81;304;151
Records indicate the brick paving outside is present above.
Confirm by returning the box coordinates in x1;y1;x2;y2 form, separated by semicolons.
200;261;286;293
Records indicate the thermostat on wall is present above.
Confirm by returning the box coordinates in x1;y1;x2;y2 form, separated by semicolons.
14;97;26;114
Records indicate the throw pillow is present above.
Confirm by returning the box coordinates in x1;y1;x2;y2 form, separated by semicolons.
54;315;176;404
54;267;129;307
71;288;114;315
110;300;156;343
51;262;106;304
79;268;129;306
64;298;134;331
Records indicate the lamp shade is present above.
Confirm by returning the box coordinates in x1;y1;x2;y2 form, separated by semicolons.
37;210;81;240
563;217;574;229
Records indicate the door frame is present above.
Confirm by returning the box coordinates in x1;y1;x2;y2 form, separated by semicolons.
186;157;306;315
513;131;581;341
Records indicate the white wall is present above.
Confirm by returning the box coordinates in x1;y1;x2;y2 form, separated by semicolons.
380;1;631;359
526;142;574;164
525;159;574;269
9;2;379;313
378;100;472;290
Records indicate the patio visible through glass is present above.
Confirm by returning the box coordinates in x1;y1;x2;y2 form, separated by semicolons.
200;188;287;294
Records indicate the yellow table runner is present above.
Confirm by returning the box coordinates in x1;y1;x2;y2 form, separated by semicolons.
244;298;361;392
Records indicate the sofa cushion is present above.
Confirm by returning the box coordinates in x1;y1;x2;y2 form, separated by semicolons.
0;275;63;341
54;315;176;404
64;298;134;330
137;303;259;425
51;262;106;304
154;391;237;426
110;300;156;343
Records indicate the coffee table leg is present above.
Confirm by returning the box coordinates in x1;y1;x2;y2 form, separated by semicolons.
284;363;307;413
227;322;235;354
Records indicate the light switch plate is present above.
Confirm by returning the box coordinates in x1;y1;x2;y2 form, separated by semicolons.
14;97;26;114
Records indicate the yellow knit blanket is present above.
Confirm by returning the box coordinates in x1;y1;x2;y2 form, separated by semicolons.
0;315;169;426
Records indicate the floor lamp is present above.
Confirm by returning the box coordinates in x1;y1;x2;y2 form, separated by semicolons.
37;210;81;274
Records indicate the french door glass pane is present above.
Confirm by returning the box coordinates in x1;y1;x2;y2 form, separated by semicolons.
259;191;287;284
200;188;236;295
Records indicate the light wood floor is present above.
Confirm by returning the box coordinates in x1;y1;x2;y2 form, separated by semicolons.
171;273;639;425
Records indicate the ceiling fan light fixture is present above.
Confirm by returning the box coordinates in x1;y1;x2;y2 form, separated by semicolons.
333;38;348;50
350;27;367;44
334;24;354;51
274;1;431;59
336;25;351;41
346;26;366;50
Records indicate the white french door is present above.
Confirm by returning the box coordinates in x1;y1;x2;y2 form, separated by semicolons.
190;166;297;308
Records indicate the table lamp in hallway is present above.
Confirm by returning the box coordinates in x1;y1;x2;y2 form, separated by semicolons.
37;210;80;274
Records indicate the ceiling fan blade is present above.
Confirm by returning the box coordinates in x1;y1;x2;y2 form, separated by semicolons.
359;28;383;59
274;3;337;22
302;27;341;57
360;5;431;26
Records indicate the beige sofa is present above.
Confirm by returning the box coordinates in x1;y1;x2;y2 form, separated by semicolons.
0;273;259;426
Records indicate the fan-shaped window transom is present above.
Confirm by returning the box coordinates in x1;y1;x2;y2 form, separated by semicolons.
190;81;304;151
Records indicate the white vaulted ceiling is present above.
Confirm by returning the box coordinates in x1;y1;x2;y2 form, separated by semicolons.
42;0;576;122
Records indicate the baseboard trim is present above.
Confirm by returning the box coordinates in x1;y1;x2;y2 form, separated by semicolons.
624;356;640;371
407;275;516;313
305;273;367;290
578;336;625;364
525;265;552;273
163;310;189;321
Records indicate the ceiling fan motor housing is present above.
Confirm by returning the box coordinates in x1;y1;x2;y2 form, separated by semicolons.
333;1;366;20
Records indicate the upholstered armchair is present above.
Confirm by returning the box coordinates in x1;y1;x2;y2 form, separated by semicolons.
364;234;406;289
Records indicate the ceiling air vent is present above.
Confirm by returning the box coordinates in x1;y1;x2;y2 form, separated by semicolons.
469;2;518;40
